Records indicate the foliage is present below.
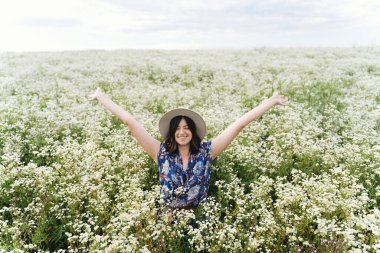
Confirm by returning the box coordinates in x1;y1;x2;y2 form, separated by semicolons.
0;48;379;252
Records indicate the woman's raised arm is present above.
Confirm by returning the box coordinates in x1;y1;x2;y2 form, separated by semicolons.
88;88;160;163
211;92;288;160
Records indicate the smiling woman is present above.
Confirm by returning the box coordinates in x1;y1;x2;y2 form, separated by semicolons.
164;116;197;154
88;87;288;210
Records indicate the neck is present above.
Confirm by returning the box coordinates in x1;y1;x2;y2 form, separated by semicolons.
178;145;190;157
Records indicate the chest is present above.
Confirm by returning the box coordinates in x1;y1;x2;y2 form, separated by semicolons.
173;153;196;172
159;153;206;177
181;156;190;170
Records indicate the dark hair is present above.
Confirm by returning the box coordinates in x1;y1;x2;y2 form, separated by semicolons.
164;116;201;153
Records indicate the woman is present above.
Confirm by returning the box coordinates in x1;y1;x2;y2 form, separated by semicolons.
88;88;288;210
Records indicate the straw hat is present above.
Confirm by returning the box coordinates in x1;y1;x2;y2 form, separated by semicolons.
159;108;206;140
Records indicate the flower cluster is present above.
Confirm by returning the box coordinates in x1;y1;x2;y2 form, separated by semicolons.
0;48;379;252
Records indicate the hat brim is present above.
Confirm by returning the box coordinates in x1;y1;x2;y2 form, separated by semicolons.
159;108;206;140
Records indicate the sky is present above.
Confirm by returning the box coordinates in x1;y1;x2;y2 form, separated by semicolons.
0;0;379;52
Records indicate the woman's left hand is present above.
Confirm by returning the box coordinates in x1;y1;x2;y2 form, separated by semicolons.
271;91;289;106
87;87;103;101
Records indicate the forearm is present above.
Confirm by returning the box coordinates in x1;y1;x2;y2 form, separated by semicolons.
211;93;287;159
235;98;276;129
93;91;160;161
97;93;136;126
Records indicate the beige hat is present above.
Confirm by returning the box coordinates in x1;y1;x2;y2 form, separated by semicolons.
159;108;206;140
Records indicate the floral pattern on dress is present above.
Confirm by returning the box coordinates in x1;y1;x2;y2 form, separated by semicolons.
157;141;213;208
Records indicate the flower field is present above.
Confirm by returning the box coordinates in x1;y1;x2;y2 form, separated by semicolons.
0;48;379;252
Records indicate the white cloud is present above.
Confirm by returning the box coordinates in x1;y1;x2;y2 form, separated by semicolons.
0;0;379;52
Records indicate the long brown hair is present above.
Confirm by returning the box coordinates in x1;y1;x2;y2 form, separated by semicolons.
164;116;201;154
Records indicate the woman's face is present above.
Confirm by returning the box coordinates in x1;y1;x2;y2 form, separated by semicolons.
175;118;193;146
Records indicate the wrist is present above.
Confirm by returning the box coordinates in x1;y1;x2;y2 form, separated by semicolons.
267;97;277;106
97;92;106;102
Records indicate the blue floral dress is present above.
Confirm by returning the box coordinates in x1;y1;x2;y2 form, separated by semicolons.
157;141;213;208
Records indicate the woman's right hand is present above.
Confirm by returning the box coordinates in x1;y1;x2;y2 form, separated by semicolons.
270;91;288;106
87;87;103;101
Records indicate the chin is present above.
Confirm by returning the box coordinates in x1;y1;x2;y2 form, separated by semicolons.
176;140;191;146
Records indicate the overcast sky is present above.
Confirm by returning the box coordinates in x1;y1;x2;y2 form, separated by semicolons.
1;0;379;52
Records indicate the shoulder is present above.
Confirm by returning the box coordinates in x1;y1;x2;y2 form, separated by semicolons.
159;142;168;152
200;140;212;151
157;142;169;159
199;140;213;159
198;140;215;164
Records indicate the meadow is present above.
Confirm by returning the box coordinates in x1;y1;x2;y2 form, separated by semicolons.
0;48;379;252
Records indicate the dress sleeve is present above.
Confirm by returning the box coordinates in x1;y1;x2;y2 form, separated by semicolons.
157;143;167;163
200;140;214;163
